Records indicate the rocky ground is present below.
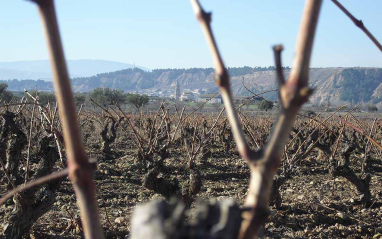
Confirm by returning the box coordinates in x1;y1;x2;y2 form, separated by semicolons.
1;142;381;239
1;109;382;239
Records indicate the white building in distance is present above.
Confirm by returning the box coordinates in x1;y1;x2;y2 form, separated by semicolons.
180;91;195;102
198;94;222;104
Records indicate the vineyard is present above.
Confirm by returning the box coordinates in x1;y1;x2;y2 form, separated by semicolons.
1;0;381;238
0;99;381;238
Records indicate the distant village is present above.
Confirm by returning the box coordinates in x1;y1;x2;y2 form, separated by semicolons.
127;80;263;104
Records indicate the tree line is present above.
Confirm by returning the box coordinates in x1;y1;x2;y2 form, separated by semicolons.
339;68;382;104
0;83;149;110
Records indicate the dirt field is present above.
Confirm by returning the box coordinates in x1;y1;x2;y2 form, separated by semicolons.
1;110;381;239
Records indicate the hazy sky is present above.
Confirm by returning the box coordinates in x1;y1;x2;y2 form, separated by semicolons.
0;0;381;69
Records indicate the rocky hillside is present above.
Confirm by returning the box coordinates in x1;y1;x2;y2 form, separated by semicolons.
70;67;382;105
2;67;381;105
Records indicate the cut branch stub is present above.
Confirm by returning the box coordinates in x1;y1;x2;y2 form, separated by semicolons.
273;45;286;87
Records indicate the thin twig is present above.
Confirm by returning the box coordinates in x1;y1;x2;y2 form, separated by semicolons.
336;116;382;151
331;0;382;52
183;91;220;121
331;115;348;158
0;168;68;206
0;157;16;189
170;106;186;143
25;97;38;183
365;118;377;157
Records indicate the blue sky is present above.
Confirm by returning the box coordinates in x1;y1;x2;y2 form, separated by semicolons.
0;0;381;69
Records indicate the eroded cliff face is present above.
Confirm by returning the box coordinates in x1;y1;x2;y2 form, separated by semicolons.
5;67;380;105
70;67;381;105
229;68;345;104
308;68;345;105
372;83;382;101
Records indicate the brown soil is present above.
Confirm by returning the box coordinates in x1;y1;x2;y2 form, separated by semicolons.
1;114;381;239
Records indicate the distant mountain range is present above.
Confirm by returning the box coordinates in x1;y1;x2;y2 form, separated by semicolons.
1;66;381;106
0;60;149;80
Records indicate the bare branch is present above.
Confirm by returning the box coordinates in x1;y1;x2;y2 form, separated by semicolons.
183;91;219;121
237;89;279;110
28;0;103;238
287;105;347;148
25;98;38;183
170;106;186;143
331;0;382;52
190;0;258;162
114;102;147;158
288;0;322;91
336;116;382;151
0;168;68;206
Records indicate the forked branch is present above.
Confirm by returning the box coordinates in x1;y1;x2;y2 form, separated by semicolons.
190;0;322;238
